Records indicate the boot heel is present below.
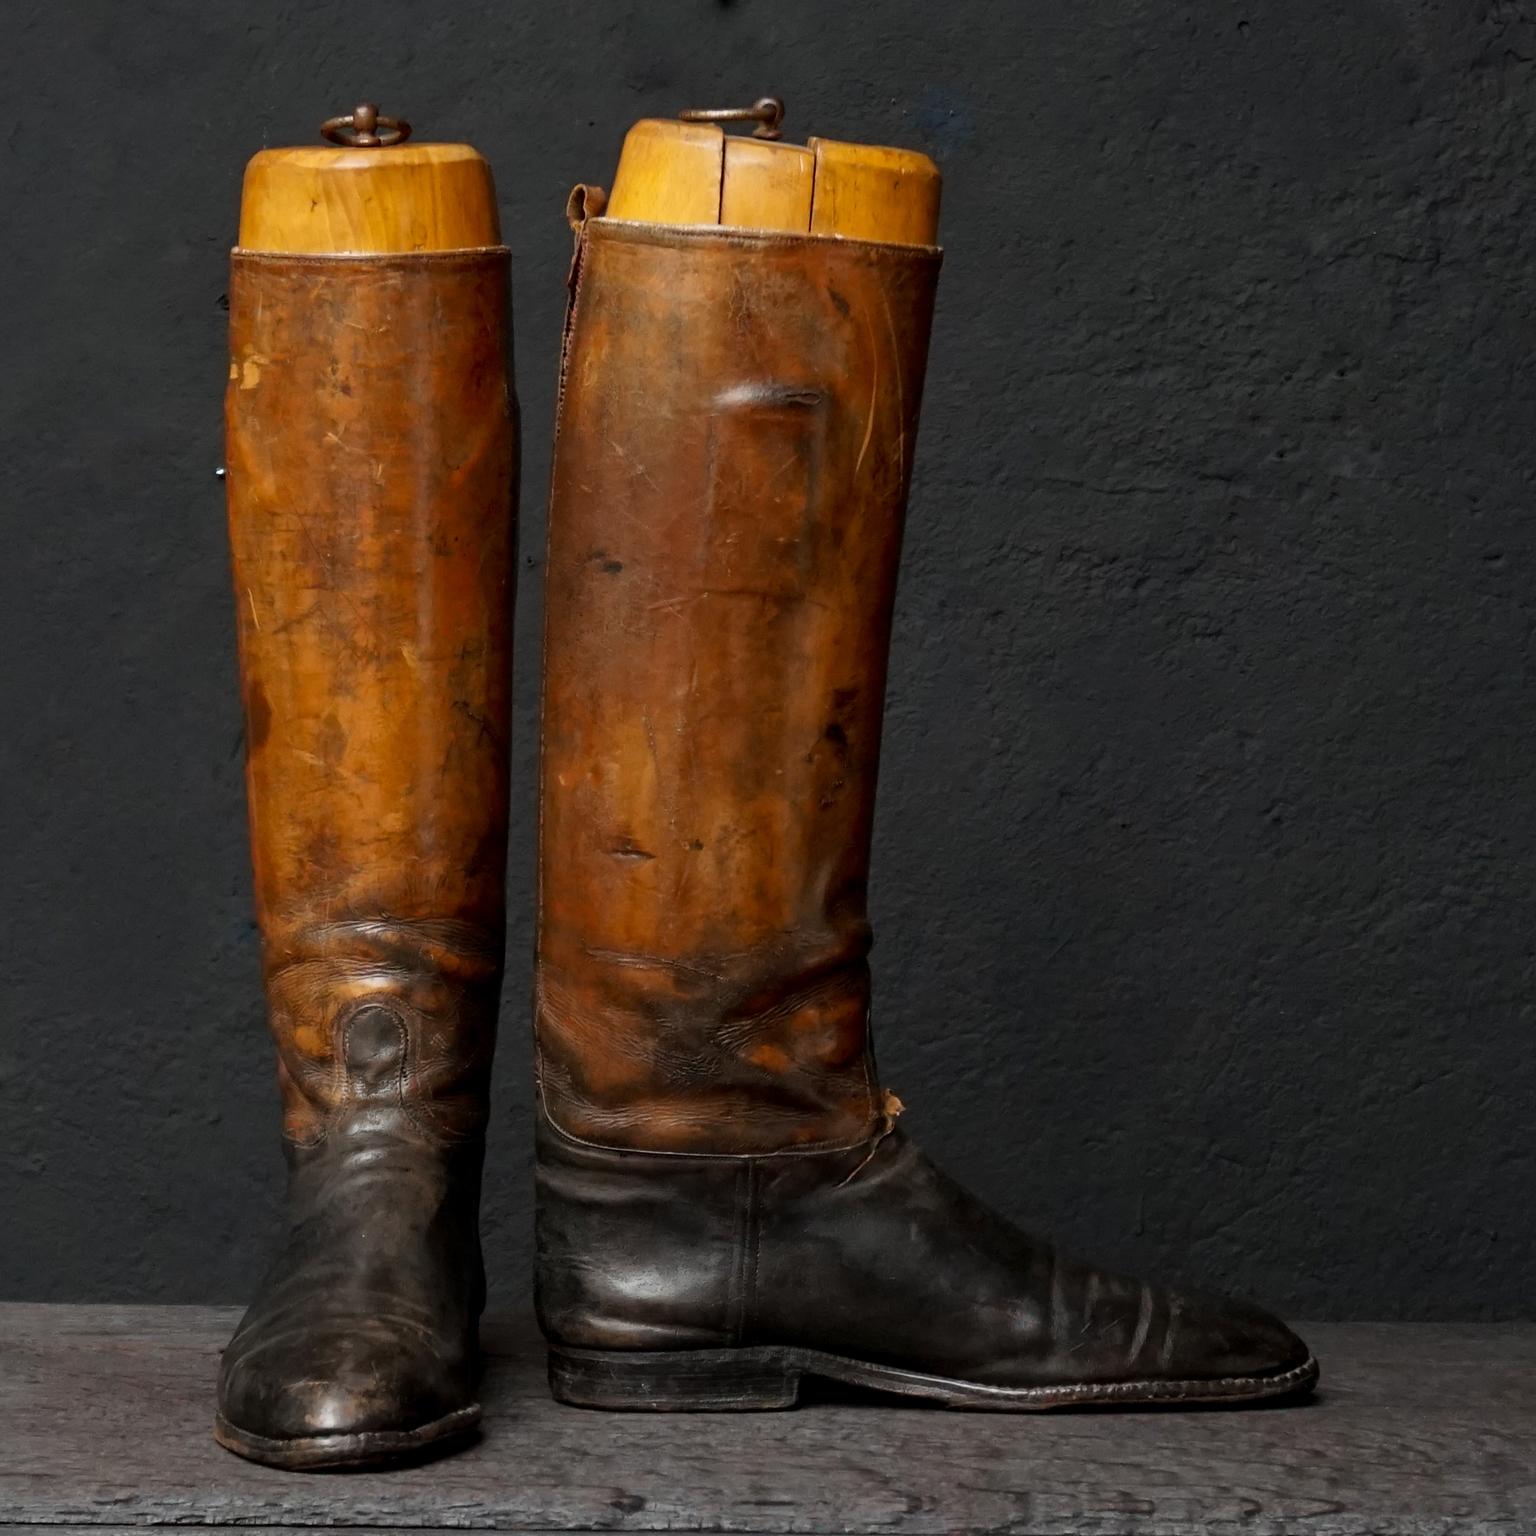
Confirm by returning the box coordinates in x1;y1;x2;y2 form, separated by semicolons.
548;1345;800;1411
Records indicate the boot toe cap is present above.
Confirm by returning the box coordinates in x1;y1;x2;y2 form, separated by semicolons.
1160;1285;1314;1387
218;1315;471;1446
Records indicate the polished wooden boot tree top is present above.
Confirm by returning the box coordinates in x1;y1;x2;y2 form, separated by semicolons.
237;102;500;253
219;106;515;1471
601;96;941;242
534;100;1317;1415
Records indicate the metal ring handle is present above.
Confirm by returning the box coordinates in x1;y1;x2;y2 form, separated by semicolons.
320;102;412;148
679;96;785;142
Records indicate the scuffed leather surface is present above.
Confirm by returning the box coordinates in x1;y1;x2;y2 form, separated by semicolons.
535;1106;1310;1389
227;249;514;1149
537;219;940;1154
220;249;515;1447
219;1023;487;1440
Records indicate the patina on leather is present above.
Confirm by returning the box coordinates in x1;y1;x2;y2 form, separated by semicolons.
538;216;939;1154
219;247;515;1467
534;204;1316;1411
536;1114;1315;1408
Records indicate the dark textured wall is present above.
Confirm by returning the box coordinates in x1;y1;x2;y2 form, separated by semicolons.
3;0;1532;1319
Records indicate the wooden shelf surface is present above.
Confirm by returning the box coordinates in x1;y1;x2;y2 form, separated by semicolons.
1;1305;1532;1535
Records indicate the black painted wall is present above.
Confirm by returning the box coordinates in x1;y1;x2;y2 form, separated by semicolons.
3;0;1532;1318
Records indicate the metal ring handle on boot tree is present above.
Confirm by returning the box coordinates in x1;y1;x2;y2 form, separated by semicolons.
320;102;412;148
679;97;784;141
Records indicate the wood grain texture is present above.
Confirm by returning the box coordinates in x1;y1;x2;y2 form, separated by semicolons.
604;120;724;225
238;145;499;254
1;1305;1531;1534
722;139;815;233
602;119;939;244
807;139;941;245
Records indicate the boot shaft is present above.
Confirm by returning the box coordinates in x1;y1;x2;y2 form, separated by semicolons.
536;117;941;1154
226;132;516;1141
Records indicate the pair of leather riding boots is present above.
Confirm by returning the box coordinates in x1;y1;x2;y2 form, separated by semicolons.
216;108;1316;1471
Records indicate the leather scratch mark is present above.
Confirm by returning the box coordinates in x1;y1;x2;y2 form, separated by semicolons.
881;288;905;484
854;307;879;480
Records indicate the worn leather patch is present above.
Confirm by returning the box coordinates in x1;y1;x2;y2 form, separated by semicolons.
537;220;940;1153
226;250;515;1142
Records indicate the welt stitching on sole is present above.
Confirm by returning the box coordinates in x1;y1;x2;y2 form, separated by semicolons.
807;1352;1322;1403
549;1347;1319;1408
213;1405;481;1468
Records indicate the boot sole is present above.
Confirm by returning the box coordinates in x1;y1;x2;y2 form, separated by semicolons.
548;1345;1319;1413
213;1403;480;1471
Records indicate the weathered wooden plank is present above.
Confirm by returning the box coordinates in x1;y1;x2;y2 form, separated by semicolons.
1;1305;1532;1535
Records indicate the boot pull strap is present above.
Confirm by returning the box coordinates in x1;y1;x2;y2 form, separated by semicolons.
566;183;608;232
837;1091;906;1188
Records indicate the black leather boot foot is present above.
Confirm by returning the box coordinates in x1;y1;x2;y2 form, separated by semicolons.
536;1107;1317;1413
217;1004;490;1472
215;1281;483;1470
217;1133;486;1469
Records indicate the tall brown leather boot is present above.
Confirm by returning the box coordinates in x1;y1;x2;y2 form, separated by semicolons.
215;109;516;1469
533;107;1317;1412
